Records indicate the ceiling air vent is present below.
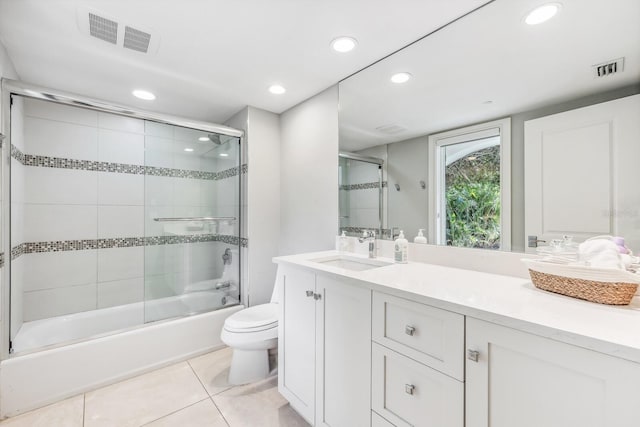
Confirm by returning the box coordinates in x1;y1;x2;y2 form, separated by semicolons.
123;26;151;53
593;58;624;78
88;13;118;44
376;124;407;135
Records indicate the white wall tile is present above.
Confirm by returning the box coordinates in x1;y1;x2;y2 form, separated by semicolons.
22;250;98;292
145;274;178;300
25;98;98;127
174;179;200;206
98;129;144;165
98;247;144;282
98;173;144;206
173;149;201;171
11;256;24;338
25;168;97;205
24;117;98;160
145;206;173;236
200;181;217;208
98;112;144;134
98;205;144;238
11;160;25;204
24;284;97;321
11;202;24;246
145;176;174;206
24;204;97;242
97;277;144;309
144;121;174;138
145;245;179;276
144;136;175;168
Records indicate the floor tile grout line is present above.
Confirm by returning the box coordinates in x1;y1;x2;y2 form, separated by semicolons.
186;359;213;398
137;396;212;427
186;355;234;397
209;397;231;427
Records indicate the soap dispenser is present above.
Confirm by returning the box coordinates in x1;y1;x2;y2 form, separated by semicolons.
414;229;427;244
394;230;408;263
339;231;349;252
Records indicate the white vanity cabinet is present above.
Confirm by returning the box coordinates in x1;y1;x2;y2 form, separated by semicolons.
465;318;640;427
371;292;465;427
278;265;372;426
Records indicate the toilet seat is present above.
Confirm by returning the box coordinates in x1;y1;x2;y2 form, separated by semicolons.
224;303;278;333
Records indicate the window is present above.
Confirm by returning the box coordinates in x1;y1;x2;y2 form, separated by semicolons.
428;118;511;250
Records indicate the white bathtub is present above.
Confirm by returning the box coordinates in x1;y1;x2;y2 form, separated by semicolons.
1;293;243;417
12;290;239;354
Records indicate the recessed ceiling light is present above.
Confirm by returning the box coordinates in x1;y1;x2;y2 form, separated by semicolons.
269;85;286;95
132;89;155;100
390;72;412;84
184;148;194;152
198;136;210;142
219;153;229;157
524;3;561;25
331;36;358;53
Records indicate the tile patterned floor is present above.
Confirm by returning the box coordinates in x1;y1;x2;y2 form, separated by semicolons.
0;347;310;427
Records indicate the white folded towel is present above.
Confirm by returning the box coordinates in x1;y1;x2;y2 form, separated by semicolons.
578;239;624;270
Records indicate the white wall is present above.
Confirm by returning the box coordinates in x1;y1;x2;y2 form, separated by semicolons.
280;86;339;255
225;106;281;306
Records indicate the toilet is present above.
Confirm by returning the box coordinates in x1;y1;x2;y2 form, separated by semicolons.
220;275;279;385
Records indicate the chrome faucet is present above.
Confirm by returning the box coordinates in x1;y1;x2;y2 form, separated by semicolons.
358;230;377;258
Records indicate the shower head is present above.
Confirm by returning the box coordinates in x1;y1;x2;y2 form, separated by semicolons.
207;134;224;145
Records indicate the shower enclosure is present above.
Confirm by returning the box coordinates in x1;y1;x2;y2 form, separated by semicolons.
338;151;384;237
1;80;243;355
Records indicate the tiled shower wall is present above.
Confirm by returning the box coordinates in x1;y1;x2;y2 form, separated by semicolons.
339;145;388;237
10;98;241;324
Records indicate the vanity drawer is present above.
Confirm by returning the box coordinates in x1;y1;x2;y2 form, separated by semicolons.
372;292;465;380
372;343;463;427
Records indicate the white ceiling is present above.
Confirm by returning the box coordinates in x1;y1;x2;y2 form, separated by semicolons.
0;0;489;124
339;0;640;151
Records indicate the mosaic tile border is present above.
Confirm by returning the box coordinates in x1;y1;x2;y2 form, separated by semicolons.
339;227;392;239
11;234;248;260
11;145;247;181
340;181;388;191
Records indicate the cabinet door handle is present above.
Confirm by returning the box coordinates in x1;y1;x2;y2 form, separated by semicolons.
306;290;314;297
313;293;322;301
405;384;415;395
467;349;480;362
405;325;416;336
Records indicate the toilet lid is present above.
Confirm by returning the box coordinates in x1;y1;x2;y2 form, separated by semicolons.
225;303;278;331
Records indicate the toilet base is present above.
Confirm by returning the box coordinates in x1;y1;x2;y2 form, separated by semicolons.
228;348;271;385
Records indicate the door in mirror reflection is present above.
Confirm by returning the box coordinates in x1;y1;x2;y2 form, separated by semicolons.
429;118;511;250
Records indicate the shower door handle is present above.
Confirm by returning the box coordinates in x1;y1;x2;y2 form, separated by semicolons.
306;290;314;297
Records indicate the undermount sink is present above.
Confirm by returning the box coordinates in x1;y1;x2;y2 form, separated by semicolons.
310;254;393;271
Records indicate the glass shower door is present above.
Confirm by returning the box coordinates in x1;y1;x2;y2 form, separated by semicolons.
143;122;241;323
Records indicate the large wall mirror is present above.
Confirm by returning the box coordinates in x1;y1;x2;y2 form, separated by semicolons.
338;0;640;253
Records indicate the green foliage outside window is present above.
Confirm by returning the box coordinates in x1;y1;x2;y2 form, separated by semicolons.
445;145;501;249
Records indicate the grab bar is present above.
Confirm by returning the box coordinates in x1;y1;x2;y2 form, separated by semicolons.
153;216;237;222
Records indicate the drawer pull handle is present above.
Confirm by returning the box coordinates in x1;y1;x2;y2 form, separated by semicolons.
405;384;415;395
306;290;314;297
405;325;416;336
467;349;480;362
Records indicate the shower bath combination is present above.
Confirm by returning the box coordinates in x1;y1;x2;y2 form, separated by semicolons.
0;79;246;416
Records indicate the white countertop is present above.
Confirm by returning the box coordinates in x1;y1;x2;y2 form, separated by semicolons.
274;250;640;364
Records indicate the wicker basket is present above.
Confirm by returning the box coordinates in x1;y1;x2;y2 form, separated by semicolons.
522;258;640;305
528;269;638;305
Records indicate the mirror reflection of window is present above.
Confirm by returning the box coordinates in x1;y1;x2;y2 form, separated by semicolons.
429;118;511;250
